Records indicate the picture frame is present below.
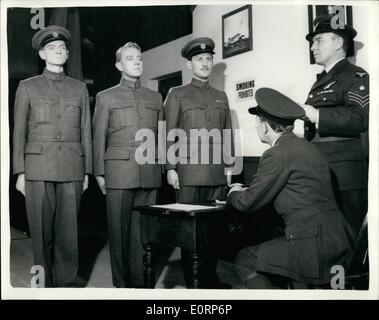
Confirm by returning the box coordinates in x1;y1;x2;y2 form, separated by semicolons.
307;5;353;64
222;5;252;59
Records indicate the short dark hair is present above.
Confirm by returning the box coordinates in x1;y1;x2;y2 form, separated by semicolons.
257;114;294;133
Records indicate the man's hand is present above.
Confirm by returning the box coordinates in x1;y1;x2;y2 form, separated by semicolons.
167;169;180;190
298;103;319;125
293;119;305;138
16;173;25;196
82;174;89;193
227;183;247;196
96;176;106;195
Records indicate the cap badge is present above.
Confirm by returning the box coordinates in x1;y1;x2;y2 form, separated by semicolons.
52;32;59;38
200;43;206;49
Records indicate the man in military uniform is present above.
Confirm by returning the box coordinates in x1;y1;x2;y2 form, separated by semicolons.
164;37;233;288
301;16;369;238
13;25;92;287
228;88;352;289
92;42;162;288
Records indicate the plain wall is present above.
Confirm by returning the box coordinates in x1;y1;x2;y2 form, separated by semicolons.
142;3;370;156
140;34;193;90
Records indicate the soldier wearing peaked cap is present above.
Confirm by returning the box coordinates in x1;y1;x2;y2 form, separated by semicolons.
300;14;369;238
227;88;353;289
13;26;92;287
164;37;234;288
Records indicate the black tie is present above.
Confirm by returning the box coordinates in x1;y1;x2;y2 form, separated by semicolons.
317;70;327;80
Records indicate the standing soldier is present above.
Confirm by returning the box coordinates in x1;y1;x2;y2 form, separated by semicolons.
164;37;233;288
301;16;369;238
92;42;162;288
13;25;92;287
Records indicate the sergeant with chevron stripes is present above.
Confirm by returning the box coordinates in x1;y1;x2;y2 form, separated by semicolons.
299;15;369;238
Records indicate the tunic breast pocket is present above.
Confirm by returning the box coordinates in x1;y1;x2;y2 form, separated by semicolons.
215;103;227;128
64;101;82;128
182;102;206;129
312;92;338;107
30;98;53;124
144;103;160;128
110;105;136;129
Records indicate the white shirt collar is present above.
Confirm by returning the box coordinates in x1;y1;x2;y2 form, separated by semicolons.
324;57;345;73
272;136;280;146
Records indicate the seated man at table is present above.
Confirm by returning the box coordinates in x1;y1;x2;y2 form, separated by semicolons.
227;88;353;289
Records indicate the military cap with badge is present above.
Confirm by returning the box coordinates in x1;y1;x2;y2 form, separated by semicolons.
32;25;71;50
248;87;305;125
181;37;215;60
306;15;356;57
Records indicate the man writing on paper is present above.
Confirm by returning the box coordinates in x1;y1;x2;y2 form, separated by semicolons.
227;88;352;289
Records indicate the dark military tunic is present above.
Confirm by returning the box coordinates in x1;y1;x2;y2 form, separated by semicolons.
93;77;162;287
164;78;233;187
13;68;92;179
13;68;92;287
305;58;369;236
228;133;352;285
93;78;162;189
163;78;233;287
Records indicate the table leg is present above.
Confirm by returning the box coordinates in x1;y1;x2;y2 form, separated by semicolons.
188;252;201;289
143;243;155;288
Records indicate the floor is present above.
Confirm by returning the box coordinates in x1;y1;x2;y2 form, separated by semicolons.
9;227;244;289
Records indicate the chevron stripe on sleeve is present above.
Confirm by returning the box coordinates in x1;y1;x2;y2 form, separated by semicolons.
348;91;369;108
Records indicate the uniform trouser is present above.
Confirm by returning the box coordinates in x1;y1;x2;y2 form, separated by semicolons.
235;245;279;289
313;142;368;238
106;188;157;288
25;180;81;287
336;189;367;238
175;186;225;287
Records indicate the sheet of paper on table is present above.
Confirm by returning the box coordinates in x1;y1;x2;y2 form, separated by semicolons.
150;203;222;212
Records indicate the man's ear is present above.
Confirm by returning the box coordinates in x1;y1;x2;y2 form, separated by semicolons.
334;35;344;51
263;121;270;134
186;60;192;70
39;49;46;60
115;61;123;72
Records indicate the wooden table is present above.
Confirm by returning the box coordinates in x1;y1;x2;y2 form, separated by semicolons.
137;203;231;289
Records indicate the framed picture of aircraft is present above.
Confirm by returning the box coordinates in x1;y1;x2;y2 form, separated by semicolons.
222;5;252;59
308;5;353;64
